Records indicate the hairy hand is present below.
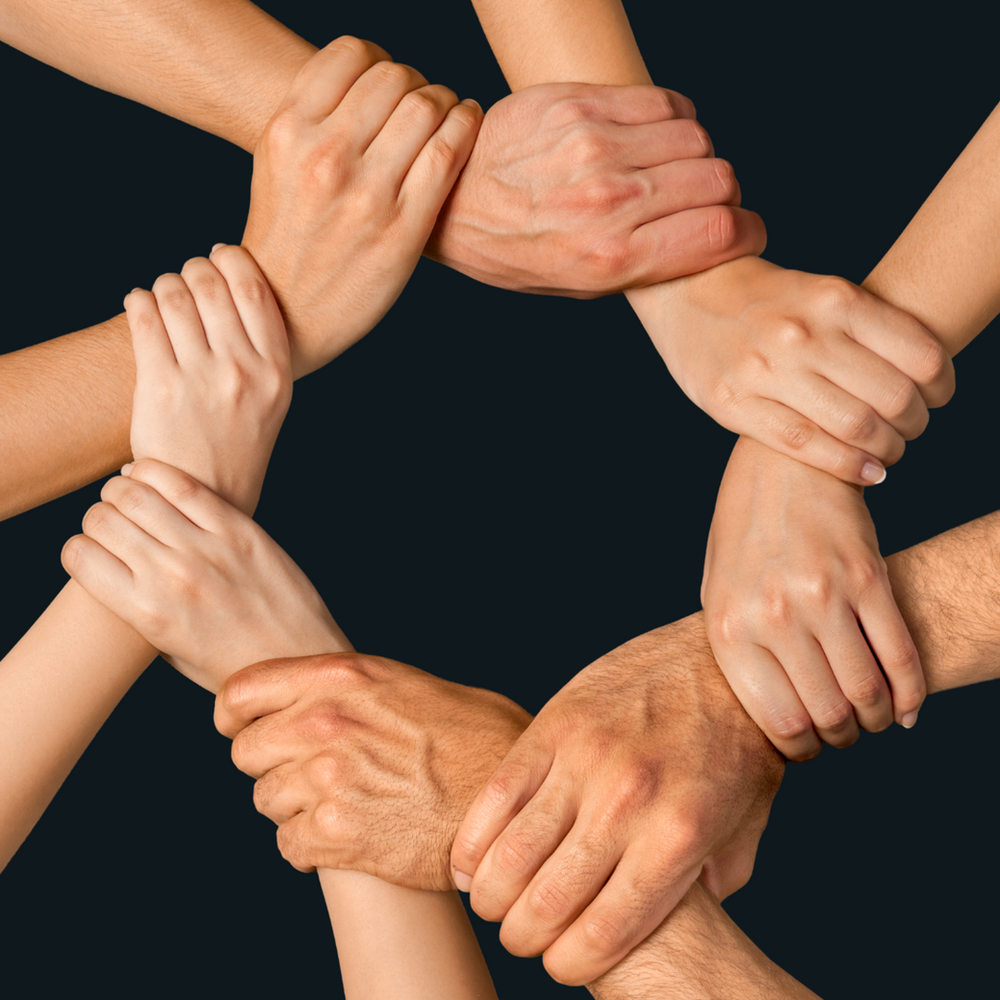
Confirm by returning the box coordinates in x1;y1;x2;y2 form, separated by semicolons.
125;245;291;515
631;256;954;483
425;82;766;296
213;653;532;889
450;617;784;986
242;36;482;378
63;460;344;692
702;437;925;759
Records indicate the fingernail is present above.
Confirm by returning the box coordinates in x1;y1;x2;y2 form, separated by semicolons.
211;243;226;253
120;462;135;477
453;870;473;893
461;98;482;110
902;711;918;729
861;461;886;485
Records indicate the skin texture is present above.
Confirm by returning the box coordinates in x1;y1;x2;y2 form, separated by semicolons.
0;2;762;521
0;245;291;870
702;102;1000;756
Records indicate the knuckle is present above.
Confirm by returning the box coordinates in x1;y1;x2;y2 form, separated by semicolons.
704;205;738;253
711;158;739;202
912;336;949;387
840;405;879;444
850;556;886;595
814;699;855;732
765;710;814;743
275;824;312;872
683;118;712;155
775;318;813;350
775;416;814;453
398;86;443;120
231;274;270;307
577;907;629;954
882;376;920;424
845;672;887;709
524;877;574;925
330;35;381;63
81;501;111;534
60;534;86;571
760;586;794;630
494;835;537;879
815;274;860;314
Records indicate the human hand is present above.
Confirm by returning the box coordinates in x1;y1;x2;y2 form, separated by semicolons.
450;617;785;986
242;36;482;378
629;256;954;484
701;436;925;760
213;652;532;889
125;245;291;515
425;82;766;296
62;459;345;693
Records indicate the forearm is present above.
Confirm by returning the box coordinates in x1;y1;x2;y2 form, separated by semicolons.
0;580;155;870
321;870;497;1000
588;882;820;1000
0;0;313;153
863;102;1000;357
0;314;134;520
470;0;650;88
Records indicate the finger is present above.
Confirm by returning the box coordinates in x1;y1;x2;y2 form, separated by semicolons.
398;99;482;214
81;499;165;571
123;458;232;531
328;60;430;151
847;291;955;408
494;821;620;956
711;643;821;761
214;652;356;738
251;761;308;823
150;272;209;363
208;244;288;363
282;35;392;122
541;853;703;986
61;532;135;610
178;256;254;356
782;372;908;466
812;335;931;441
274;809;320;873
367;83;461;177
124;288;176;375
100;475;204;548
627;205;768;287
469;784;577;923
728;395;888;486
451;737;554;890
770;636;861;749
857;586;926;727
229;707;308;778
820;614;894;734
619;118;714;168
591;84;698;124
621;159;742;233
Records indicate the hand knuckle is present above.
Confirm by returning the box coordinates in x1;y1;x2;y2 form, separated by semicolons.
845;673;887;709
765;710;813;743
841;405;878;444
711;158;739;201
705;205;738;252
775;416;814;453
815;700;855;732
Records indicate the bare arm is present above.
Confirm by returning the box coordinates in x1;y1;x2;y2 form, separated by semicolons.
0;0;310;153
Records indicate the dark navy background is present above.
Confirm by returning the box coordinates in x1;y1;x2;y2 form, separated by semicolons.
2;2;995;995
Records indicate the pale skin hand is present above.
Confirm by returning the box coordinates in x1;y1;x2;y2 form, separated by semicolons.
703;102;1000;756
470;0;955;482
63;460;498;999
125;245;291;515
0;240;295;869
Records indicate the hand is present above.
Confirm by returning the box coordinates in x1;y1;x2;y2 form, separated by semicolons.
450;617;785;986
213;653;532;890
242;36;482;378
425;82;767;296
124;245;291;515
62;459;345;692
629;256;954;483
701;436;925;760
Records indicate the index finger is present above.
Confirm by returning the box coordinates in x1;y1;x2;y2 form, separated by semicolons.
214;651;357;738
451;737;553;891
594;84;697;123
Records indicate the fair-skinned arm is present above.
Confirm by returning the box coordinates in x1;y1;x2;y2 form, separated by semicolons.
469;0;955;485
208;506;1000;990
704;102;1000;759
0;242;292;871
65;458;501;999
0;0;764;521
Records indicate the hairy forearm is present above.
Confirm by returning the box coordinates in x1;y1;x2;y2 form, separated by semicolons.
0;0;313;153
0;314;134;520
0;581;155;870
863;103;1000;357
588;882;820;1000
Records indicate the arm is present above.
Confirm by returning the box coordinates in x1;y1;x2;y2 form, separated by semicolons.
704;100;1000;755
470;0;953;484
0;244;291;870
